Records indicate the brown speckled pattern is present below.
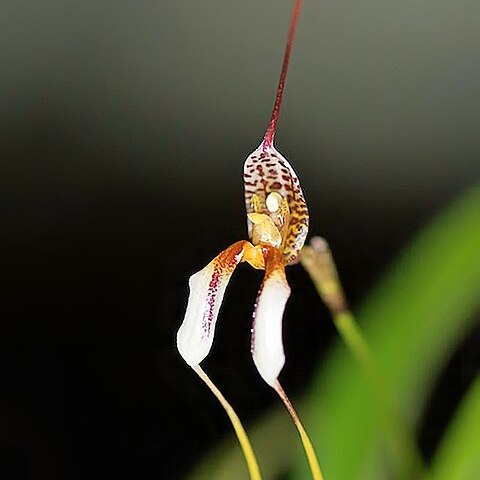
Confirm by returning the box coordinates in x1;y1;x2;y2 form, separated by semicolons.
244;144;309;264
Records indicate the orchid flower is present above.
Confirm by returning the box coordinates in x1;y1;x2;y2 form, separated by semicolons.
177;1;325;479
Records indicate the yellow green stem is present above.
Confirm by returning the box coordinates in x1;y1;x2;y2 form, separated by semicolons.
301;238;428;480
193;366;263;480
274;381;325;480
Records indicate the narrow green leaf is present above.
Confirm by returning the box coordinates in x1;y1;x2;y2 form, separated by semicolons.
431;375;480;480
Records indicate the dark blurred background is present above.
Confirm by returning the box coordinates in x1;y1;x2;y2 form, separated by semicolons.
1;1;479;478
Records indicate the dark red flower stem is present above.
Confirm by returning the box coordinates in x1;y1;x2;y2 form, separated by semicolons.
262;0;304;150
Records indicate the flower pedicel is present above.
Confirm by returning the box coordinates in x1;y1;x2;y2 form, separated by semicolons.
176;1;325;479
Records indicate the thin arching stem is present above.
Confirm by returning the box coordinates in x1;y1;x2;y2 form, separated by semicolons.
263;0;303;149
274;381;325;480
193;366;263;480
300;238;429;480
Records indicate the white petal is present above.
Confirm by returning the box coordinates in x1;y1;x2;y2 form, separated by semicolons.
177;241;247;367
251;249;291;386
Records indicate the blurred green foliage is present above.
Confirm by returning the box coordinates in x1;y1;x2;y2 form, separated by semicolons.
188;185;480;480
431;374;480;480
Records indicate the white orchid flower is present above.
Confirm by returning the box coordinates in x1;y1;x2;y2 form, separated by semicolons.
176;1;325;479
177;143;308;386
